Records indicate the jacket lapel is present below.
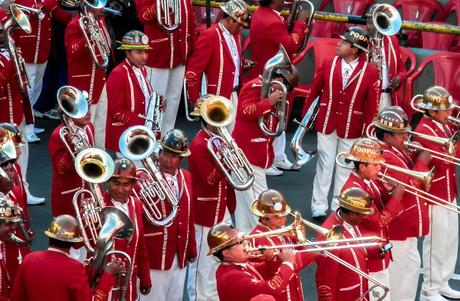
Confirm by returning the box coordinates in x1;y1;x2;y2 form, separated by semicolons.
217;25;236;68
343;55;365;90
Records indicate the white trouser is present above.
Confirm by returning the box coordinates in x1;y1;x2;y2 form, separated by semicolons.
93;86;108;149
25;62;48;108
187;211;231;301
226;91;238;134
311;131;356;212
140;256;187;301
16;120;29;181
422;203;459;296
147;65;186;137
389;238;420;301
369;268;391;301
235;165;267;233
273;132;287;164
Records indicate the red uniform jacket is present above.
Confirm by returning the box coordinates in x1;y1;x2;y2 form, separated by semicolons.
342;172;404;272
249;224;315;301
380;144;430;240
306;55;380;139
316;212;369;301
11;248;115;301
135;0;196;69
48;123;95;217
216;260;295;301
12;0;57;64
142;168;196;270
0;52;34;125
188;130;236;227
185;23;242;103
383;36;406;106
103;195;151;301
413;116;458;203
65;14;109;104
0;243;9;300
105;59;149;152
248;6;307;80
232;77;279;169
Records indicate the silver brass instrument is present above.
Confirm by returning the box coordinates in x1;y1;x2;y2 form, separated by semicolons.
411;94;460;128
157;0;181;32
290;97;318;169
3;3;32;96
287;0;315;54
87;207;133;301
200;95;254;191
119;126;178;227
258;80;288;137
138;91;163;137
0;137;17;179
57;86;90;158
73;147;115;252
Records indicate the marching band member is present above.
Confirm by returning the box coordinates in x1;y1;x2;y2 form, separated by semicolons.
103;157;151;300
315;187;374;301
339;138;405;301
208;223;297;301
185;0;250;133
372;106;431;300
249;189;315;301
306;27;380;218
232;46;298;233
187;100;236;300
11;214;123;301
412;86;460;301
0;194;22;300
140;129;196;301
64;5;110;117
135;0;196;136
247;0;309;174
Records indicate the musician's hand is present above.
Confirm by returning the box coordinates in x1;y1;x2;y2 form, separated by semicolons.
390;76;401;89
278;248;296;265
242;59;256;70
268;90;285;106
261;248;276;260
391;183;405;200
159;95;167;112
416;150;432;166
104;258;125;277
140;286;152;295
297;9;310;22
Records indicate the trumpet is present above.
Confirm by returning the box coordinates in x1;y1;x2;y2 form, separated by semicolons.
336;152;460;214
73;148;115;252
119;126;178;227
258;80;288;137
200;95;254;190
87;207;133;301
57;86;90;158
411;94;460;128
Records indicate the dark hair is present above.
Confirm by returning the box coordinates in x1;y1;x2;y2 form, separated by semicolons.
222;12;231;20
214;250;225;261
49;238;74;249
259;0;273;7
375;127;394;141
352;160;367;171
339;207;352;215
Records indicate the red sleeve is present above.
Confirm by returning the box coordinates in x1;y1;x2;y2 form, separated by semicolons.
187;0;197;51
49;129;75;175
91;271;115;301
190;137;225;186
41;0;57;13
304;59;327;107
65;17;90;61
135;0;156;24
186;173;197;259
135;201;152;288
274;20;307;57
238;84;273;121
0;58;15;87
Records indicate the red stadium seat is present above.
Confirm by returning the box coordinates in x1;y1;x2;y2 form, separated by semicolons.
421;22;456;50
394;46;417;105
393;0;444;47
404;52;460;118
442;0;460;51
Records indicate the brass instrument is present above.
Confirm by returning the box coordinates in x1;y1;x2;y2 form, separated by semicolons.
411;94;460;128
119;125;178;227
336;152;460;214
200;95;254;191
157;0;181;32
3;4;32;96
57;86;90;158
289;97;318;169
10;207;33;245
287;0;315;54
0;137;17;179
258;79;288;137
192;0;460;35
138;91;163;137
87;207;133;301
73;147;115;252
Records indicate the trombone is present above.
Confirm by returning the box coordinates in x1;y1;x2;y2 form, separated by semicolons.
336;152;460;214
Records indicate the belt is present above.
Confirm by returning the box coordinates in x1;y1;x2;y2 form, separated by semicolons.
381;88;391;93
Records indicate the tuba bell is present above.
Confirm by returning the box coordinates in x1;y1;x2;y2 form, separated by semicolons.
199;95;255;191
73;147;115;252
119;125;178;227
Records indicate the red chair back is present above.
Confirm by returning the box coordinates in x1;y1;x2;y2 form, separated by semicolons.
394;46;417;105
421;22;456;50
442;0;460;51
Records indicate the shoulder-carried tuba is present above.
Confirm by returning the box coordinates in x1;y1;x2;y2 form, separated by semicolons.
119;125;179;227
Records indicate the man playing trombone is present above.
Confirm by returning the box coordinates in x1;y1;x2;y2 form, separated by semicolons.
412;86;460;301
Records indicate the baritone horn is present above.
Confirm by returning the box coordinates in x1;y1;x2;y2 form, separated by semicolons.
258;80;288;137
119;126;178;227
73;147;115;252
157;0;181;32
199;95;254;190
287;0;315;54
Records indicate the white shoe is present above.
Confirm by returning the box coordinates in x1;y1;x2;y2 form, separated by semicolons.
27;194;45;205
312;209;327;218
25;133;41;143
42;109;60;120
440;286;460;299
265;166;283;176
34;127;45;134
273;158;294;170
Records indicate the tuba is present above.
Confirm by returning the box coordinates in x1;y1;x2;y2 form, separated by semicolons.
200;95;254;191
57;86;91;158
119;126;178;227
2;3;32;96
87;207;133;301
156;0;181;32
73;147;115;252
287;0;315;54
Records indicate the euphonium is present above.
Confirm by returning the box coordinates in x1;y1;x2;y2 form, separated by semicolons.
138;91;163;137
87;207;133;301
119;125;178;227
287;0;315;54
73;147;115;252
258;80;288;137
57;86;91;158
156;0;181;32
200;95;254;191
